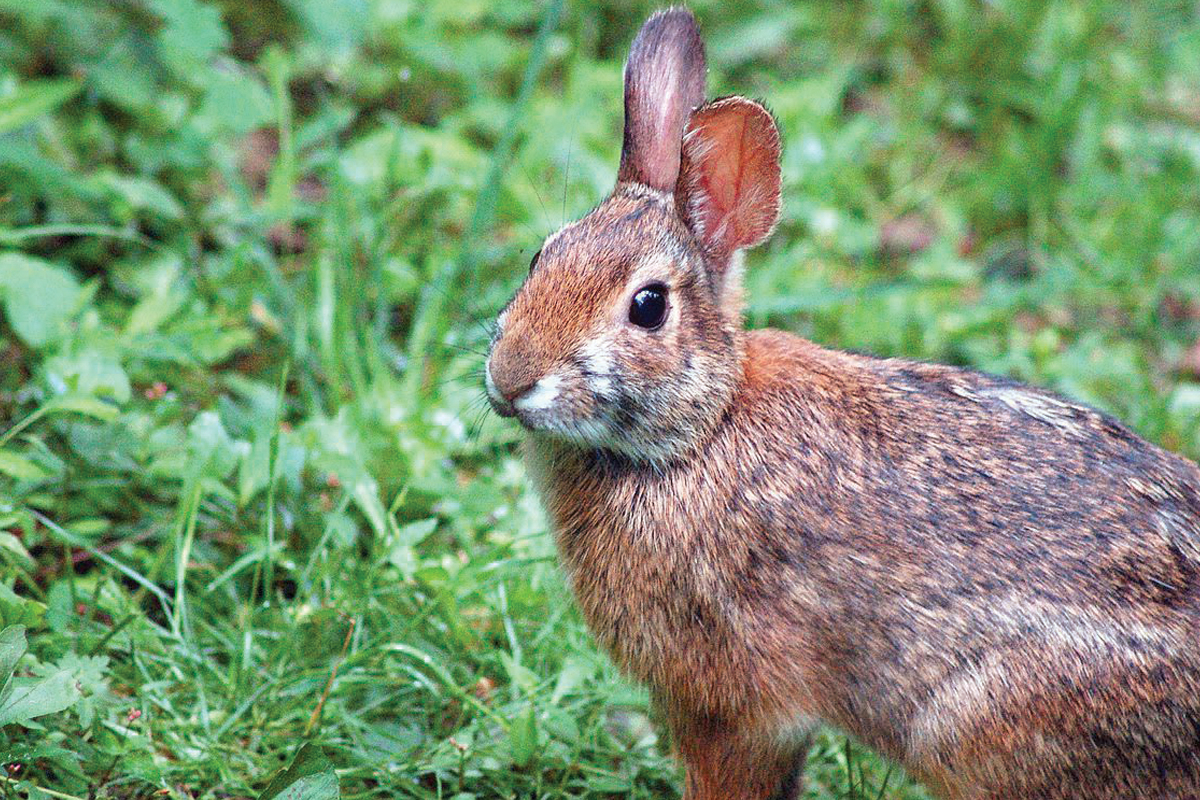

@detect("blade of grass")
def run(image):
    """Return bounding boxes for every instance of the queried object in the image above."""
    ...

[32,511,175,632]
[0,223,160,250]
[172,482,203,641]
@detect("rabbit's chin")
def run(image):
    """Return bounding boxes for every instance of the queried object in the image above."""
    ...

[517,408,618,450]
[523,411,690,465]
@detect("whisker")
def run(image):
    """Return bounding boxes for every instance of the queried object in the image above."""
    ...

[562,126,575,226]
[502,212,547,249]
[518,154,553,233]
[416,271,505,344]
[466,395,494,443]
[421,370,487,397]
[437,341,490,358]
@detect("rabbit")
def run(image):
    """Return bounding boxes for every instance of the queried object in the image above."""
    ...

[484,7,1200,799]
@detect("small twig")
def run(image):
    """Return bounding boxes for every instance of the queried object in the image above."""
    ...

[304,614,356,736]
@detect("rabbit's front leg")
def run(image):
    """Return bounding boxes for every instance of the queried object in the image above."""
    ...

[766,733,812,800]
[675,715,811,800]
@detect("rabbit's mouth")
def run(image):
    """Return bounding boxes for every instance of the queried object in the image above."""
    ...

[484,369,518,419]
[484,362,568,428]
[485,360,619,446]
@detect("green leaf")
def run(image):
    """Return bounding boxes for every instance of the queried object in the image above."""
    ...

[0,78,81,135]
[258,742,340,800]
[125,284,188,337]
[0,584,44,630]
[386,517,437,578]
[48,394,120,421]
[0,451,48,481]
[550,654,596,704]
[195,65,272,135]
[98,173,185,221]
[498,651,539,695]
[0,741,79,775]
[148,0,230,80]
[0,252,81,348]
[508,703,538,769]
[0,671,81,727]
[43,351,131,404]
[282,0,369,52]
[186,411,249,482]
[0,626,27,686]
[0,534,34,570]
[396,517,438,547]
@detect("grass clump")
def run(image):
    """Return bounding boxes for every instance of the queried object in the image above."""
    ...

[0,1,1198,797]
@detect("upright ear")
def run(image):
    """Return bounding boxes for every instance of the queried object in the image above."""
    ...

[617,8,707,192]
[676,97,782,262]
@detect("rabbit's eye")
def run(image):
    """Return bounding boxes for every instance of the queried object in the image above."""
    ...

[629,284,667,329]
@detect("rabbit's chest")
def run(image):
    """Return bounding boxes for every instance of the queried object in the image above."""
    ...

[527,441,763,708]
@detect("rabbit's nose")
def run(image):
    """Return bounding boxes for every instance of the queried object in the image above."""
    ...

[488,365,535,407]
[486,343,541,410]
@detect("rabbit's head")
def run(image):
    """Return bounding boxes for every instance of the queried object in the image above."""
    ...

[486,8,781,462]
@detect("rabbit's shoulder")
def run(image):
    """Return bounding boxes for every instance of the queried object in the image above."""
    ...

[734,329,1200,601]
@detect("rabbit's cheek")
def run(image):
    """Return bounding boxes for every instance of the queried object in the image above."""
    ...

[507,370,610,443]
[577,339,620,402]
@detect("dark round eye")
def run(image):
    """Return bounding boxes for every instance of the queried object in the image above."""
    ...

[629,284,668,329]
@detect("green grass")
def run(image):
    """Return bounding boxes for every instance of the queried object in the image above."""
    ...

[1,0,1199,797]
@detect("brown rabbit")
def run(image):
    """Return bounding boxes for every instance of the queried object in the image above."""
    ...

[484,8,1200,799]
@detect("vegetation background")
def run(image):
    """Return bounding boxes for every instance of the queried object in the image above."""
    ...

[0,0,1198,797]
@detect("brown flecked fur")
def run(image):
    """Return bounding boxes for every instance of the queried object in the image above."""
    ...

[485,8,1200,799]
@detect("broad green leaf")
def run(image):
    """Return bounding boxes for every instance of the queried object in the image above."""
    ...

[0,671,80,727]
[0,451,48,481]
[395,517,438,547]
[508,703,538,769]
[47,394,120,421]
[0,534,34,570]
[550,654,596,704]
[0,741,79,775]
[195,65,272,135]
[0,585,44,630]
[43,351,131,404]
[0,78,81,135]
[542,706,580,745]
[386,517,436,578]
[283,0,369,52]
[125,284,188,336]
[0,626,27,685]
[351,477,389,539]
[98,173,185,221]
[148,0,230,79]
[186,411,249,482]
[0,252,81,348]
[258,742,340,800]
[499,652,539,696]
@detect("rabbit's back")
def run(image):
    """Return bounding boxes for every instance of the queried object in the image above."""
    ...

[735,329,1200,625]
[534,328,1200,797]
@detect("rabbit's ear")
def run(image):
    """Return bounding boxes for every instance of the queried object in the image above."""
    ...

[676,97,782,264]
[617,9,707,192]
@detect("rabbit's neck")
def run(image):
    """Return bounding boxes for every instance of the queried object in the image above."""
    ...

[522,405,828,724]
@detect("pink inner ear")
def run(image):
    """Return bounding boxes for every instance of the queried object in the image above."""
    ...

[679,98,782,257]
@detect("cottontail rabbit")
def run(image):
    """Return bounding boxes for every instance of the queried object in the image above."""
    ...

[485,8,1200,799]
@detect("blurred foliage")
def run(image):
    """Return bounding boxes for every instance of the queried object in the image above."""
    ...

[0,0,1198,797]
